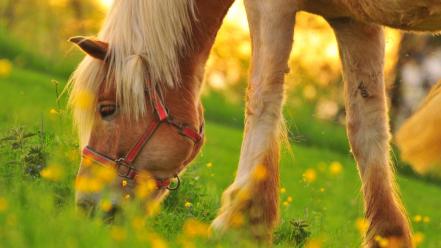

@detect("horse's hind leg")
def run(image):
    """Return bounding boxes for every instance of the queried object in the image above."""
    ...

[211,0,297,242]
[328,18,412,247]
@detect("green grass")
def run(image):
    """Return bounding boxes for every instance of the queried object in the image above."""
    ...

[0,64,440,247]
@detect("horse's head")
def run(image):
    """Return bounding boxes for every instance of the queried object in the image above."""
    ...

[69,37,205,213]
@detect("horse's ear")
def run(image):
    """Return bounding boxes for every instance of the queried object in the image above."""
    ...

[69,36,109,61]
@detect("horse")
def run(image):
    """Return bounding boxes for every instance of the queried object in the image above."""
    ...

[68,0,441,247]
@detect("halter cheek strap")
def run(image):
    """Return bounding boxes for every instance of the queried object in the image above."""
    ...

[82,85,204,190]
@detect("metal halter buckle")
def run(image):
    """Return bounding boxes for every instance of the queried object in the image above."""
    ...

[115,158,135,179]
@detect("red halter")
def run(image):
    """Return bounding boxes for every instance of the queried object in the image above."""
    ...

[82,84,204,190]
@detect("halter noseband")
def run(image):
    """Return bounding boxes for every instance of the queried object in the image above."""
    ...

[82,83,204,191]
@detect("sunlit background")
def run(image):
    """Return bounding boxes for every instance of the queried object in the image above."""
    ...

[1,0,441,165]
[1,0,441,247]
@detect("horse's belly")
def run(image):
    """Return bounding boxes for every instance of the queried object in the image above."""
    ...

[298,0,352,19]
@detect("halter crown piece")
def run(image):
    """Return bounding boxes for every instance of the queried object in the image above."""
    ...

[82,80,204,190]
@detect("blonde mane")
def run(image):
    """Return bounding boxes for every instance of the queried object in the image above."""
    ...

[68,0,196,145]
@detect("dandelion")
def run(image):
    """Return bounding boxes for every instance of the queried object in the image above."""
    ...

[287,196,293,203]
[145,201,160,216]
[236,187,251,202]
[110,226,126,241]
[0,197,8,212]
[0,59,12,77]
[329,161,343,175]
[75,177,104,193]
[423,216,430,223]
[100,199,113,212]
[132,217,145,230]
[49,108,59,115]
[206,162,213,168]
[230,212,245,228]
[72,90,95,110]
[148,234,168,248]
[283,201,289,207]
[40,164,64,181]
[252,164,267,181]
[355,218,369,236]
[183,218,211,238]
[95,166,116,183]
[82,156,94,167]
[280,187,286,193]
[305,238,322,248]
[184,201,193,208]
[135,178,156,199]
[413,215,422,223]
[319,187,325,192]
[374,235,389,248]
[303,168,317,183]
[412,232,424,247]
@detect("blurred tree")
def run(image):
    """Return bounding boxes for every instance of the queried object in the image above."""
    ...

[1,0,21,29]
[391,34,441,129]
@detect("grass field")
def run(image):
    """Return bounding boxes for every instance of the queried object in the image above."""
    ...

[0,63,440,247]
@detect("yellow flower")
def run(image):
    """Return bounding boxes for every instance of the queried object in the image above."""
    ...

[305,238,322,248]
[183,218,211,238]
[100,199,113,212]
[184,201,193,208]
[375,235,389,248]
[287,196,293,203]
[135,177,156,199]
[40,164,64,181]
[132,217,145,230]
[49,108,59,115]
[72,90,95,110]
[303,168,317,183]
[206,162,213,168]
[283,201,289,207]
[0,59,12,77]
[82,156,94,167]
[252,164,267,181]
[145,201,160,217]
[413,215,422,223]
[0,197,8,212]
[319,188,325,192]
[412,232,424,247]
[95,166,116,183]
[75,177,104,193]
[280,187,286,193]
[148,234,168,248]
[230,212,245,228]
[110,226,126,241]
[121,180,128,187]
[355,218,369,236]
[329,161,343,175]
[423,216,430,223]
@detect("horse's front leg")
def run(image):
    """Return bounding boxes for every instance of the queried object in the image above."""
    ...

[328,18,412,247]
[211,0,297,242]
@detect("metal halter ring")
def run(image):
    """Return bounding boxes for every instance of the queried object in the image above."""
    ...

[167,175,181,191]
[115,158,135,179]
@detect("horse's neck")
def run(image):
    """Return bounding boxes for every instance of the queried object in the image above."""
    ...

[166,0,234,124]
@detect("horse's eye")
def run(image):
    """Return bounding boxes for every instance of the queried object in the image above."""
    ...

[99,104,116,118]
